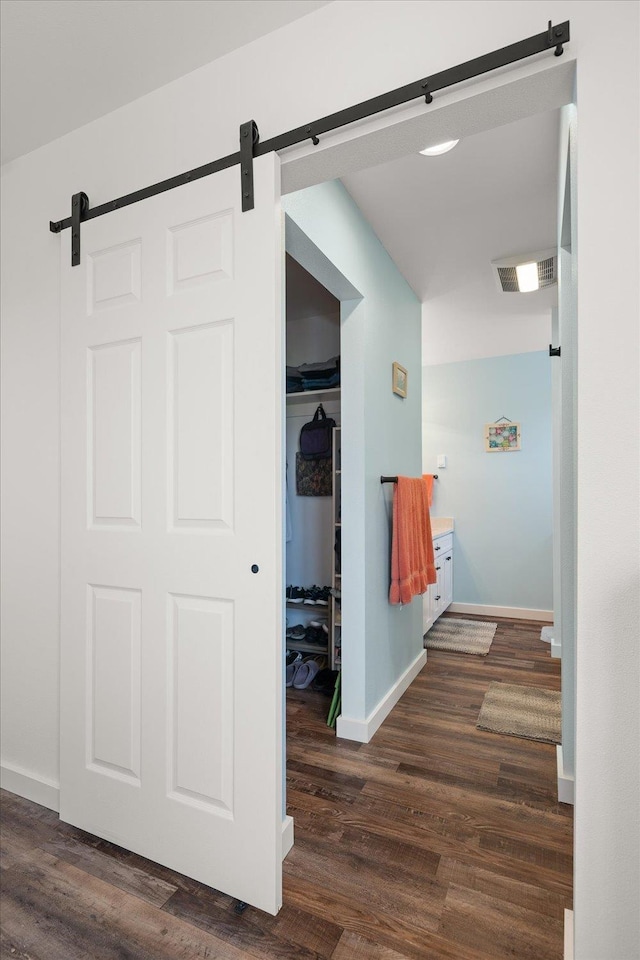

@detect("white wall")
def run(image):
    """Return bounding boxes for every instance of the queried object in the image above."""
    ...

[1,3,638,957]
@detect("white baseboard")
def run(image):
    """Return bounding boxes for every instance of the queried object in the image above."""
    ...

[551,638,562,659]
[564,909,574,960]
[557,745,574,805]
[448,603,553,622]
[2,760,298,862]
[1,760,60,812]
[336,649,426,744]
[282,815,294,859]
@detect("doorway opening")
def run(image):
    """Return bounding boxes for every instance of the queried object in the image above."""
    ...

[280,96,574,958]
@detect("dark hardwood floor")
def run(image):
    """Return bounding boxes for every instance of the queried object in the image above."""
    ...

[1,614,572,959]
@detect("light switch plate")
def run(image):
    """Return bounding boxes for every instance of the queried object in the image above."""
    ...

[437,454,447,469]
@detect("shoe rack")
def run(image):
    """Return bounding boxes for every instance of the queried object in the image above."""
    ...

[331,426,341,670]
[285,595,330,655]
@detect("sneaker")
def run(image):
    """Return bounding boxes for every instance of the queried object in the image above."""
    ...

[315,586,330,606]
[288,624,306,641]
[305,625,326,645]
[287,585,306,603]
[303,585,320,605]
[285,650,303,666]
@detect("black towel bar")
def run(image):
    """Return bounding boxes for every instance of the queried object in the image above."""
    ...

[380,475,438,484]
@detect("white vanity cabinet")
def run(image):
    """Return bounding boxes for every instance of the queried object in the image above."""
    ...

[423,532,453,634]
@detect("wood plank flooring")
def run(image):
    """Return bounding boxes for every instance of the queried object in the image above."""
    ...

[1,614,572,959]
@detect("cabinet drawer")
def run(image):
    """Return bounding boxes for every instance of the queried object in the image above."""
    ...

[433,533,453,554]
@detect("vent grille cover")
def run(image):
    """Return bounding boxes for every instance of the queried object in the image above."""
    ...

[492,251,557,293]
[497,266,519,292]
[537,256,556,288]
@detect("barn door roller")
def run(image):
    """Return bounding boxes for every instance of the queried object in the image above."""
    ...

[239,120,260,212]
[50,20,570,264]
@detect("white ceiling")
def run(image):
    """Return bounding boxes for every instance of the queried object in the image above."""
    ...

[2,2,559,365]
[0,0,331,164]
[341,110,559,364]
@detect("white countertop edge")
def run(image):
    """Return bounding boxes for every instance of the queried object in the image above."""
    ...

[431,517,454,537]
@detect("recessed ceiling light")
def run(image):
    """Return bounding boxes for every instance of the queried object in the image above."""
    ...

[419,139,460,156]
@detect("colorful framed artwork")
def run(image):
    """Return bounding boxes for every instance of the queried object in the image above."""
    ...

[392,362,407,398]
[485,421,521,452]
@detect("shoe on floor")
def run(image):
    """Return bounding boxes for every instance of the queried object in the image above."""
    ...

[311,668,339,695]
[293,655,326,690]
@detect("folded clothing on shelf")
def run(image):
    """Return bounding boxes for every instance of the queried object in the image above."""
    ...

[286,365,304,393]
[286,356,340,393]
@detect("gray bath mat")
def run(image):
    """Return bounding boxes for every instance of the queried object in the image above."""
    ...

[424,618,497,656]
[476,681,561,744]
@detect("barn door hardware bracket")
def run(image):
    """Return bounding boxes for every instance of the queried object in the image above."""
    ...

[548,20,568,56]
[421,82,433,104]
[49,20,571,246]
[70,192,89,266]
[239,120,259,212]
[549,344,562,357]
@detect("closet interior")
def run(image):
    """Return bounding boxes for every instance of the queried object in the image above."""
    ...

[285,255,342,722]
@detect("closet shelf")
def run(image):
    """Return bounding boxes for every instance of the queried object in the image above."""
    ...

[286,640,329,654]
[286,387,341,405]
[286,600,330,610]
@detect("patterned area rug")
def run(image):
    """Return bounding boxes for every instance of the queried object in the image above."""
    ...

[477,681,561,744]
[424,618,497,656]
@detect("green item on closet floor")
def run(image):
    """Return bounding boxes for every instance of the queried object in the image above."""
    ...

[327,670,341,728]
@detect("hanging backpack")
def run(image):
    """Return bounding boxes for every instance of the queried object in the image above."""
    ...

[299,404,336,460]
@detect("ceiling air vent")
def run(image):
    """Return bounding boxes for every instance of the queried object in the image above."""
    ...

[492,249,557,293]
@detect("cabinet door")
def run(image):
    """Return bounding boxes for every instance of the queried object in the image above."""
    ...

[431,559,443,621]
[423,586,434,634]
[441,551,453,610]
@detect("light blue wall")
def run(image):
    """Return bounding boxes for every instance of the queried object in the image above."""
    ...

[423,351,552,611]
[284,181,423,720]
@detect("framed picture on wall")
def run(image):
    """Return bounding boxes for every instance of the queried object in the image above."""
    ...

[485,421,521,451]
[392,362,407,398]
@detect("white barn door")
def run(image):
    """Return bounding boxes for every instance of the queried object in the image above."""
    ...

[59,155,283,914]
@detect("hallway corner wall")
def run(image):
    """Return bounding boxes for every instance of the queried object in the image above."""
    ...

[283,180,423,727]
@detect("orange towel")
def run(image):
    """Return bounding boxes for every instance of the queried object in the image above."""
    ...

[422,473,434,508]
[389,477,437,605]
